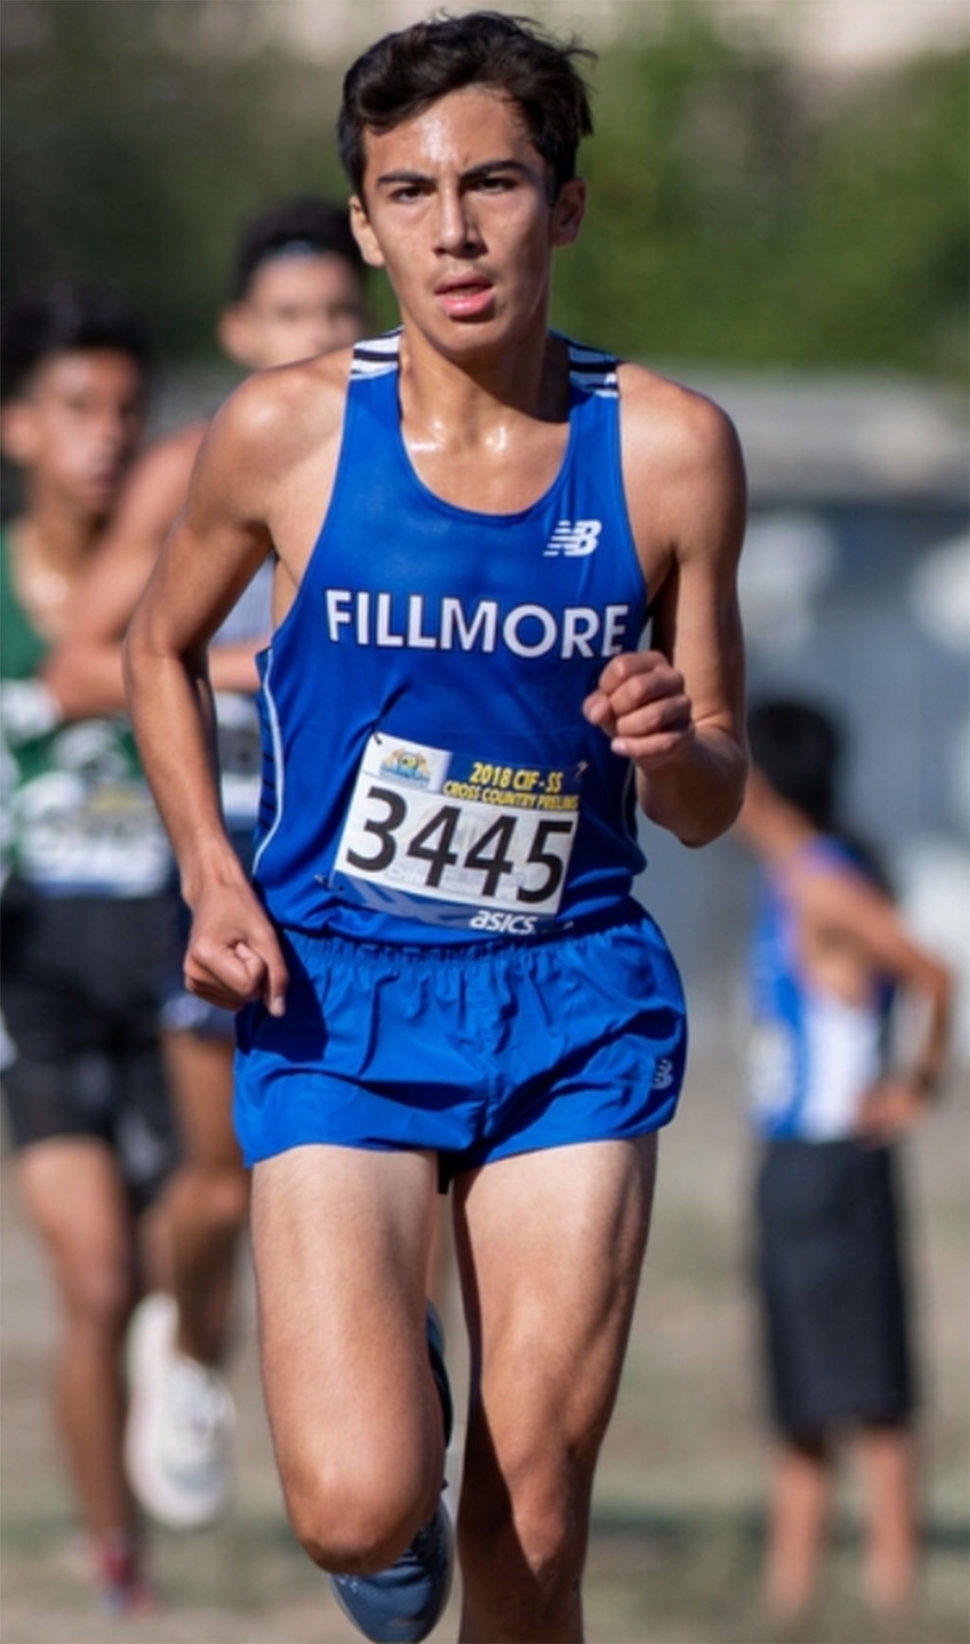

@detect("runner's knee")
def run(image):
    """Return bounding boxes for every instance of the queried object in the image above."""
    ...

[284,1456,438,1574]
[462,1430,589,1589]
[278,1401,444,1572]
[205,1165,249,1232]
[60,1253,135,1334]
[175,1161,249,1232]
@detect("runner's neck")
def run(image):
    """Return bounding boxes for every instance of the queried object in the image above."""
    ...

[396,324,569,444]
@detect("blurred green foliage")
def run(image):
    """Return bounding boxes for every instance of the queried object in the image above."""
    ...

[2,0,967,378]
[1,0,349,358]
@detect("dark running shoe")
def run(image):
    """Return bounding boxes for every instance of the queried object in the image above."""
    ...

[329,1303,454,1643]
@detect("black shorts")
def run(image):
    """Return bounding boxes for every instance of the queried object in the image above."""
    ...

[1,883,181,1214]
[755,1138,915,1440]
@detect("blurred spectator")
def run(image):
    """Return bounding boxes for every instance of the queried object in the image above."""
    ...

[44,199,367,1533]
[0,281,177,1611]
[735,698,953,1623]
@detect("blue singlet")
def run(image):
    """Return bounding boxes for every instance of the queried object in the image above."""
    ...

[252,332,649,944]
[235,333,688,1171]
[747,838,894,1141]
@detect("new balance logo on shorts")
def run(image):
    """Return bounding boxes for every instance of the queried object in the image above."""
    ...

[543,520,602,557]
[651,1058,676,1091]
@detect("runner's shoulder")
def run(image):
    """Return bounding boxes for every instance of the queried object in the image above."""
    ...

[614,360,746,564]
[616,359,742,482]
[203,347,354,477]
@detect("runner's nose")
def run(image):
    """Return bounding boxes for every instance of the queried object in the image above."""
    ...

[434,186,481,256]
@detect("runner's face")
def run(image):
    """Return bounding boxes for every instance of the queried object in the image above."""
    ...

[351,87,585,357]
[219,253,365,370]
[0,349,144,516]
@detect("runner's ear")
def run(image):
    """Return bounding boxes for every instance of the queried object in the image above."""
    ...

[216,303,256,370]
[350,198,385,270]
[0,400,40,468]
[550,178,586,249]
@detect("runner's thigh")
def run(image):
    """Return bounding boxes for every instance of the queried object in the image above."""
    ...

[455,1136,658,1459]
[17,1138,136,1318]
[251,1144,441,1492]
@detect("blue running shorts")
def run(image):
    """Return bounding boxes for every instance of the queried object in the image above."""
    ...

[234,901,687,1182]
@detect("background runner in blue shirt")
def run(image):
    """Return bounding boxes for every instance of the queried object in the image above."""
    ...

[737,699,952,1627]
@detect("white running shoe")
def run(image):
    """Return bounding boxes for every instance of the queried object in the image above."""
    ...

[125,1293,235,1530]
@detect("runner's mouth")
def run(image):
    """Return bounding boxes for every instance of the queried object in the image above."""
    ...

[434,277,495,318]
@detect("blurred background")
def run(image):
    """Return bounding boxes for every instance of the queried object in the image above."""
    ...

[2,2,968,1640]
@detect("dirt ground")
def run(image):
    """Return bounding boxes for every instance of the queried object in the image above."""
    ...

[2,1047,968,1644]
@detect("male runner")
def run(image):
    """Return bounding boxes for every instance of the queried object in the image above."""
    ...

[124,15,748,1641]
[737,701,951,1624]
[44,198,367,1529]
[0,283,176,1611]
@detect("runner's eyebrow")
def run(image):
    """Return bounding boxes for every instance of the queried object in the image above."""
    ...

[374,160,532,189]
[461,160,532,183]
[374,170,432,189]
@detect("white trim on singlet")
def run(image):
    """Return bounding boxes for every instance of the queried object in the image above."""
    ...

[251,646,285,876]
[349,331,402,379]
[566,340,618,398]
[349,331,619,395]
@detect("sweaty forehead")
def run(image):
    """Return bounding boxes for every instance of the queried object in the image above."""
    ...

[362,86,541,183]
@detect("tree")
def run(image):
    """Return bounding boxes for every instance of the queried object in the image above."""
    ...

[1,0,348,358]
[3,1,966,378]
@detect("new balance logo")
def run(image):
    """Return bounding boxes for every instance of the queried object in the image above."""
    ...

[651,1058,676,1092]
[543,519,602,557]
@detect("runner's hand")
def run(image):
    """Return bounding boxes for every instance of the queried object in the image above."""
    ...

[583,651,695,768]
[853,1078,929,1145]
[183,883,288,1017]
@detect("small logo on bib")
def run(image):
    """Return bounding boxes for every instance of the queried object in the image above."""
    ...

[543,520,602,558]
[379,747,432,786]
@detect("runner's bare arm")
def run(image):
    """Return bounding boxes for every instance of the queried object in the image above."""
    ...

[791,861,954,1125]
[45,422,260,716]
[584,370,747,847]
[125,357,348,1012]
[124,385,290,1011]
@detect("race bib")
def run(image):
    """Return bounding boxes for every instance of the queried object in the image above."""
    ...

[333,733,581,928]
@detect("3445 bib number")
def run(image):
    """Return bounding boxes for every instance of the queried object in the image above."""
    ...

[333,736,579,919]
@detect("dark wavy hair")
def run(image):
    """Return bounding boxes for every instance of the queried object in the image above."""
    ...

[747,700,843,832]
[338,11,594,201]
[748,698,893,891]
[229,197,364,300]
[1,281,150,403]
